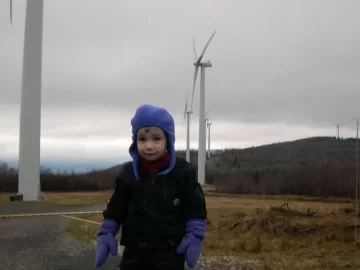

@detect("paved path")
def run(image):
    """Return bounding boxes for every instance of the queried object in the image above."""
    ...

[0,216,120,270]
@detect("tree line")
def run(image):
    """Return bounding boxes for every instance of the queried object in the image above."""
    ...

[0,162,358,198]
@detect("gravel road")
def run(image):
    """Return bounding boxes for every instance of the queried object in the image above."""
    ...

[0,216,120,270]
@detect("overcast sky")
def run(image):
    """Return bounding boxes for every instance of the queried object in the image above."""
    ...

[1,0,360,168]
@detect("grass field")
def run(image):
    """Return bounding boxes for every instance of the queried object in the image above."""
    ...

[0,191,112,205]
[1,191,359,269]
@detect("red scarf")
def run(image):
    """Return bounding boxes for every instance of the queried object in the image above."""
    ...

[140,153,169,175]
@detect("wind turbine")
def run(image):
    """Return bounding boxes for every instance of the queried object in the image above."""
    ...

[190,30,216,186]
[204,109,211,158]
[205,109,211,124]
[183,85,192,163]
[10,0,44,201]
[207,120,212,159]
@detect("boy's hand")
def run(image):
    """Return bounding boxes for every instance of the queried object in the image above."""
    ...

[95,219,120,268]
[176,219,206,268]
[95,234,118,267]
[176,233,202,268]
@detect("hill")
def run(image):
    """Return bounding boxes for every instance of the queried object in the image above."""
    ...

[93,136,358,198]
[205,136,358,198]
[207,136,357,171]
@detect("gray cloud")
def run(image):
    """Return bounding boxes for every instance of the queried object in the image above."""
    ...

[1,0,360,163]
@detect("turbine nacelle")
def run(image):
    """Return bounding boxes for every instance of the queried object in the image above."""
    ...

[201,61,212,68]
[193,60,212,68]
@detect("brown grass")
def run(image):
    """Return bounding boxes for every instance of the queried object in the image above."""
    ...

[0,184,215,204]
[0,189,354,205]
[0,191,111,204]
[203,196,360,269]
[44,191,112,205]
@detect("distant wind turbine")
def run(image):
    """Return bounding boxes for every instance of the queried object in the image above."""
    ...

[183,85,192,163]
[207,120,212,159]
[10,0,44,201]
[205,109,211,158]
[349,117,359,253]
[205,109,211,122]
[190,30,216,185]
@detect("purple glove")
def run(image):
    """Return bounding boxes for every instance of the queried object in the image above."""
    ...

[176,219,206,268]
[95,219,120,268]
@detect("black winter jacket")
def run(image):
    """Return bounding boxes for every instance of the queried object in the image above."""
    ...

[103,157,207,248]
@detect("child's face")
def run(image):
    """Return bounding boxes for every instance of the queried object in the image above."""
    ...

[136,126,167,161]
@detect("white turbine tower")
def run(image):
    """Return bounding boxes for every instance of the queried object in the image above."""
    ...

[184,85,192,163]
[190,30,216,185]
[10,0,44,201]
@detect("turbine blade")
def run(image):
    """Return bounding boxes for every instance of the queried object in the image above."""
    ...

[185,84,190,110]
[205,109,211,118]
[190,66,199,111]
[196,30,216,64]
[193,36,198,62]
[184,84,190,121]
[183,103,187,122]
[10,0,12,25]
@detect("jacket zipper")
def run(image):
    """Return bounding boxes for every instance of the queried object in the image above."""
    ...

[151,175,167,200]
[162,178,167,200]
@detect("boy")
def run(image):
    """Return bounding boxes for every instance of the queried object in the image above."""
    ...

[95,104,207,269]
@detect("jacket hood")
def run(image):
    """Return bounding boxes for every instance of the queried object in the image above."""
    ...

[129,104,176,180]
